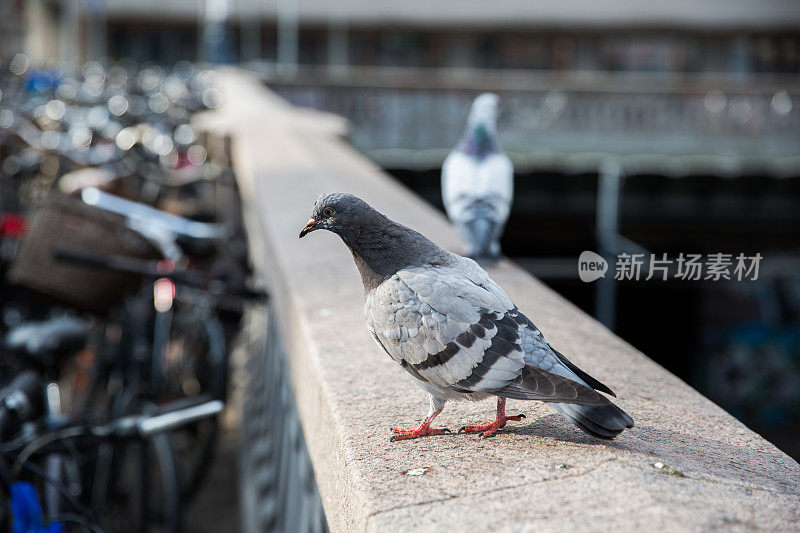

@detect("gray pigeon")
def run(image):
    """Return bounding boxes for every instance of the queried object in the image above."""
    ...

[442,93,513,261]
[300,193,633,441]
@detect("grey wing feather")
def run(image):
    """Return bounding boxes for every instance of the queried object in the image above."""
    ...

[495,366,610,405]
[366,261,524,391]
[550,348,616,397]
[509,307,616,397]
[369,329,429,383]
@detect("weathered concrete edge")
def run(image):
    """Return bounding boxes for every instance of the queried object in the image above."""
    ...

[197,69,372,531]
[230,134,368,532]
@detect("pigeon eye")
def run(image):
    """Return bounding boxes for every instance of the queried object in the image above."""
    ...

[323,207,335,217]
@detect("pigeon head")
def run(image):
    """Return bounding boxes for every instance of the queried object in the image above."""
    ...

[299,193,448,291]
[459,93,501,158]
[298,192,374,239]
[467,93,499,129]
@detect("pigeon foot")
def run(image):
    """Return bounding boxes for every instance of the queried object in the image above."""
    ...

[390,424,450,442]
[458,398,525,437]
[458,413,525,437]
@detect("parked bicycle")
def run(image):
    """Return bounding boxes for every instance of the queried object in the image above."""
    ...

[0,353,222,532]
[0,58,261,532]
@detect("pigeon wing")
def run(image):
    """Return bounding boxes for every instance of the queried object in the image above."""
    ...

[366,261,608,404]
[441,151,477,221]
[476,152,514,221]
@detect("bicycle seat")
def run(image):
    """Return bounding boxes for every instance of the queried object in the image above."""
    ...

[4,317,89,365]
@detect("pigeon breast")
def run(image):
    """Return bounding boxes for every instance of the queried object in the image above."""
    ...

[442,151,514,224]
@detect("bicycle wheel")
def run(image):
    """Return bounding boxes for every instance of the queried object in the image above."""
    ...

[157,301,226,502]
[102,434,181,533]
[159,303,227,402]
[125,282,227,502]
[93,400,182,532]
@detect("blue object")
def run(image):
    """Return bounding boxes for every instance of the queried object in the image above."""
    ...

[23,70,60,94]
[9,482,63,533]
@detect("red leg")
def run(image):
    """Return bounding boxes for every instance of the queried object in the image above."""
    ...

[458,398,525,437]
[390,401,450,442]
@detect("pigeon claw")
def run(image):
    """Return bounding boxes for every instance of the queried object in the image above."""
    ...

[389,426,450,442]
[458,414,526,438]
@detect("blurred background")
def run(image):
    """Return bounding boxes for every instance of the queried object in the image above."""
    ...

[0,0,799,530]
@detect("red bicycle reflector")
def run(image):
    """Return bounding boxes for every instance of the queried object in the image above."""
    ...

[156,259,175,274]
[0,213,26,238]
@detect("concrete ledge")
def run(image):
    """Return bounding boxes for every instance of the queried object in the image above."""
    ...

[202,69,800,532]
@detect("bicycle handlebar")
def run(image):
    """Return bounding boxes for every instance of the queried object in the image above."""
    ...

[1,397,224,456]
[136,399,223,436]
[54,247,269,301]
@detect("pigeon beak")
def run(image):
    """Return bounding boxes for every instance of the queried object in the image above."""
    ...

[299,218,317,238]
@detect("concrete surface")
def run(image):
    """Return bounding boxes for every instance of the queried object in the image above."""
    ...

[200,70,800,532]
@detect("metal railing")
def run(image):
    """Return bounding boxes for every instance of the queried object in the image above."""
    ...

[239,302,328,533]
[264,68,800,175]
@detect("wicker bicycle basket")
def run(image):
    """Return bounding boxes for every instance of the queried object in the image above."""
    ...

[7,193,160,312]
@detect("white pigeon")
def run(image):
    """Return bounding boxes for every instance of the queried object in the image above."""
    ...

[442,93,514,261]
[300,193,634,441]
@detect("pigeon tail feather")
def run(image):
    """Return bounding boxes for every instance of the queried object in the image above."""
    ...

[464,217,497,260]
[548,401,634,440]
